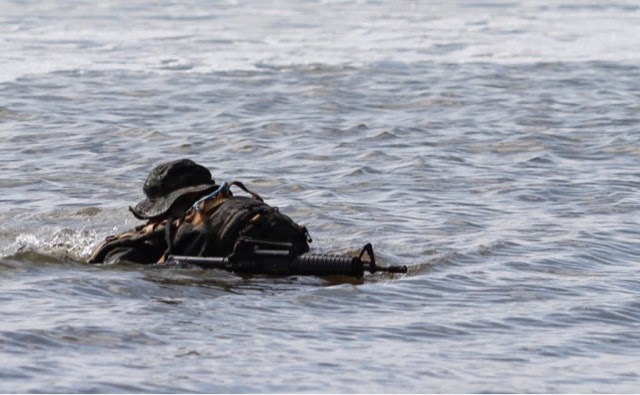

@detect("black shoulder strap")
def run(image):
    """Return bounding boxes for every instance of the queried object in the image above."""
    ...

[230,181,264,202]
[160,211,188,263]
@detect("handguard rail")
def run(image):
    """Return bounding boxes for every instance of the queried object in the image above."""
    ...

[166,238,407,277]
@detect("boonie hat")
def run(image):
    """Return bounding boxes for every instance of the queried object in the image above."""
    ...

[129,159,216,219]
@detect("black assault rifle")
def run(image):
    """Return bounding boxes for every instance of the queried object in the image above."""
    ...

[167,238,407,277]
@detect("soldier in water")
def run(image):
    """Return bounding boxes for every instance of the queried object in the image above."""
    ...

[88,159,311,265]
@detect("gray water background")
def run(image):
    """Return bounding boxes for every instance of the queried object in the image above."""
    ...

[1,0,639,392]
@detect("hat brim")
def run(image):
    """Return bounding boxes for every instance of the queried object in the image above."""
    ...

[130,183,216,220]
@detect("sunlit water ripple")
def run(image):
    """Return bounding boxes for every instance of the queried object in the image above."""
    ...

[1,0,639,393]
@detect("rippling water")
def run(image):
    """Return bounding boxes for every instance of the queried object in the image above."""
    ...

[1,0,640,392]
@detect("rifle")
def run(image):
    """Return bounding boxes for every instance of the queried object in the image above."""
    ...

[167,238,407,277]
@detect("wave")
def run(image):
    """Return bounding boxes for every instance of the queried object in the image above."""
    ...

[2,0,640,82]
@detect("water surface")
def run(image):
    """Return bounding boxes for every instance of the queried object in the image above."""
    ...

[1,0,639,392]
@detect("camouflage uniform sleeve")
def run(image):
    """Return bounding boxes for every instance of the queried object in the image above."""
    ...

[87,224,167,265]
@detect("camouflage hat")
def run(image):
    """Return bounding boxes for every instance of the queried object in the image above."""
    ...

[130,159,216,219]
